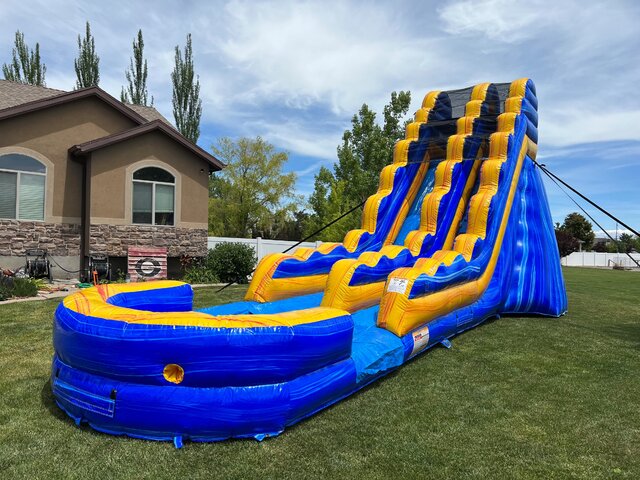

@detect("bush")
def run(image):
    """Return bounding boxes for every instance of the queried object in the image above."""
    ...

[207,242,257,284]
[0,285,10,301]
[0,276,40,299]
[183,266,218,284]
[181,242,257,285]
[11,278,39,297]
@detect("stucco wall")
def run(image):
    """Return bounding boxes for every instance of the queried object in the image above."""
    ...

[0,97,138,222]
[89,131,210,227]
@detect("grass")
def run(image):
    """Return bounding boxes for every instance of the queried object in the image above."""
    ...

[0,268,638,479]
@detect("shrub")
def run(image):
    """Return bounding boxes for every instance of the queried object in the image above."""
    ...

[181,242,257,285]
[11,278,39,297]
[206,242,257,284]
[0,275,15,301]
[183,266,218,284]
[0,285,10,301]
[208,242,257,284]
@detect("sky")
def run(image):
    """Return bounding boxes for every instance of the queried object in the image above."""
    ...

[1,0,639,237]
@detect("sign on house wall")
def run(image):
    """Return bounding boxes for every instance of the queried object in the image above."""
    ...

[128,246,167,281]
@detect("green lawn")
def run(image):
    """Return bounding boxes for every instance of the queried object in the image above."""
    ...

[0,268,638,479]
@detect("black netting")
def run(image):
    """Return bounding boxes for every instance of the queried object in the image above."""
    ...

[444,87,475,118]
[435,82,513,118]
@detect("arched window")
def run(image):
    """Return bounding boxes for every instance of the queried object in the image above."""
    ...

[132,167,175,225]
[0,153,46,221]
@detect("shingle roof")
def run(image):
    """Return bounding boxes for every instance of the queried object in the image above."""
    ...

[0,79,172,126]
[126,103,173,125]
[0,79,65,109]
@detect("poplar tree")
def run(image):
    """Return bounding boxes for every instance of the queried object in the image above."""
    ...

[2,31,46,86]
[74,22,100,88]
[171,34,202,143]
[121,29,152,105]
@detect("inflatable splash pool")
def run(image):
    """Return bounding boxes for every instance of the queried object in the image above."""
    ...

[51,78,567,445]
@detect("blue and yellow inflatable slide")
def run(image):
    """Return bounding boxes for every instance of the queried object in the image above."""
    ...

[51,78,567,444]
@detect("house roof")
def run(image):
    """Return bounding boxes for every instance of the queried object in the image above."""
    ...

[0,79,171,125]
[0,80,222,170]
[70,119,225,170]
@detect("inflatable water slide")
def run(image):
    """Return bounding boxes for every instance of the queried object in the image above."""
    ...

[51,78,567,444]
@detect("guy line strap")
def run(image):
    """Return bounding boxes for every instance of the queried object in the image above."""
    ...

[532,159,640,269]
[533,159,640,238]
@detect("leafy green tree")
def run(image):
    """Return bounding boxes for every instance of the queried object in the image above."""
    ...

[121,29,152,105]
[74,22,99,88]
[559,212,595,251]
[305,91,412,239]
[2,31,46,85]
[304,167,353,241]
[171,34,201,143]
[208,137,299,238]
[554,228,579,257]
[617,233,636,253]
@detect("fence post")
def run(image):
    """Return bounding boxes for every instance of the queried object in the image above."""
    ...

[256,237,263,261]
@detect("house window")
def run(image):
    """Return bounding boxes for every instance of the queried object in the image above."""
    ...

[132,167,175,226]
[0,153,46,221]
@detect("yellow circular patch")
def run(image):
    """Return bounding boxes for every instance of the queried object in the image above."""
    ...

[163,364,184,384]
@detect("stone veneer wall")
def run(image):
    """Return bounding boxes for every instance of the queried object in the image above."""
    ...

[0,220,81,256]
[89,224,208,257]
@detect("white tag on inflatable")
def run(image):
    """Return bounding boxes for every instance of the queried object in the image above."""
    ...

[410,325,430,358]
[387,278,409,294]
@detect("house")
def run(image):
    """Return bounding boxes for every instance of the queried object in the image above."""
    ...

[0,79,223,279]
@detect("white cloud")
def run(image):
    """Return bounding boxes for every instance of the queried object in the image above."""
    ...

[438,0,543,42]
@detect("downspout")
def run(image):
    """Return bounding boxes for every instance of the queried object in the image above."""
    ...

[79,152,92,280]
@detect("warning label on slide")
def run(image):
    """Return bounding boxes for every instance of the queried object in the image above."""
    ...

[387,278,409,295]
[410,325,430,358]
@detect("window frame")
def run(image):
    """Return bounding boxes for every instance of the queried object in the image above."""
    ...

[131,167,176,227]
[0,161,47,222]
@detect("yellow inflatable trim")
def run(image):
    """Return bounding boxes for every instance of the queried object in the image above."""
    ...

[64,281,349,328]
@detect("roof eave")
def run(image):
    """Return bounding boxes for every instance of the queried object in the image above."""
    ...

[70,120,225,171]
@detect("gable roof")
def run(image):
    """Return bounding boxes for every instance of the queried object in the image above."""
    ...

[70,119,224,170]
[0,80,171,125]
[0,80,222,170]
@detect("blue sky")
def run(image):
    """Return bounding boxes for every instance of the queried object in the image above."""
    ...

[1,0,639,237]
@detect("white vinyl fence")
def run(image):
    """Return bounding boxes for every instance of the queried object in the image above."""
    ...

[208,236,323,262]
[561,251,640,268]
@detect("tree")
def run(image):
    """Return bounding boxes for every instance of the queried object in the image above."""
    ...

[74,22,100,89]
[208,137,299,238]
[592,240,608,252]
[121,30,152,105]
[2,31,46,86]
[555,229,579,257]
[617,233,636,253]
[304,167,353,241]
[171,34,201,143]
[559,212,595,251]
[305,91,412,239]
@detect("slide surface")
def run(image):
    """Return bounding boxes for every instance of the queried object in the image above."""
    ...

[51,78,567,444]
